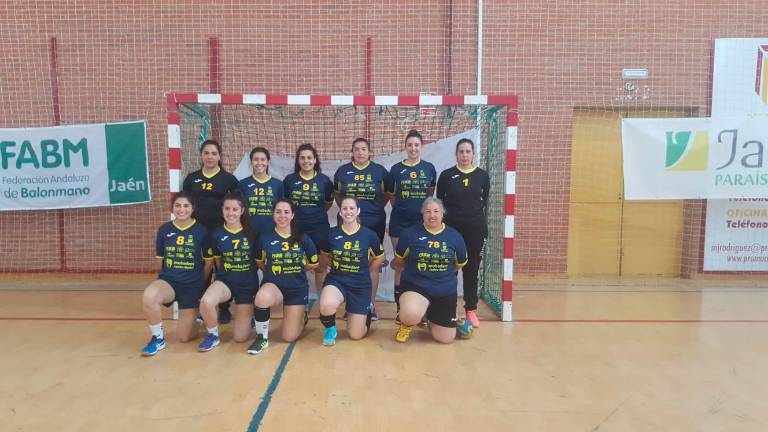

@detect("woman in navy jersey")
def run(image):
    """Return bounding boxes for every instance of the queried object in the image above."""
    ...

[197,192,259,352]
[247,199,320,355]
[437,138,490,328]
[182,139,239,324]
[318,196,385,346]
[283,143,334,295]
[140,191,214,356]
[333,138,388,319]
[238,147,283,237]
[393,197,472,344]
[385,130,436,314]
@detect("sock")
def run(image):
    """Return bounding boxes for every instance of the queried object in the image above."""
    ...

[319,313,336,329]
[254,306,271,338]
[207,326,219,337]
[149,323,163,339]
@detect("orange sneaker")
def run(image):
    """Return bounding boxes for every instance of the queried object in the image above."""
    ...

[466,310,480,328]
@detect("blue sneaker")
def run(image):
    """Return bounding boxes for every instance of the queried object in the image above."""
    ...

[198,333,220,352]
[322,326,337,346]
[141,335,166,356]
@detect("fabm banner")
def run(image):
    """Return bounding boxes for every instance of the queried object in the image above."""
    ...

[0,121,151,210]
[621,115,768,199]
[704,198,768,271]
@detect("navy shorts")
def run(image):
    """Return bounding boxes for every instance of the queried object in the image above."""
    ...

[400,282,457,328]
[388,210,420,238]
[323,276,372,315]
[304,225,330,253]
[362,215,386,243]
[214,275,258,305]
[159,275,204,310]
[263,280,309,306]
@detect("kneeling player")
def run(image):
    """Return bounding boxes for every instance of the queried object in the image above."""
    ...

[140,192,213,356]
[198,192,259,352]
[318,196,385,346]
[247,199,319,354]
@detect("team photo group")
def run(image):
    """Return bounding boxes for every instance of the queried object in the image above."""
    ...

[140,129,490,356]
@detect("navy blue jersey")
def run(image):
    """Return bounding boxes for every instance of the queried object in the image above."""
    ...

[238,175,284,235]
[210,225,259,288]
[395,223,468,297]
[283,172,334,229]
[334,161,388,223]
[182,168,239,229]
[385,160,437,221]
[155,220,213,287]
[327,224,385,286]
[255,230,319,289]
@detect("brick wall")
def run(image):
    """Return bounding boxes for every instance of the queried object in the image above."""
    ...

[0,0,765,276]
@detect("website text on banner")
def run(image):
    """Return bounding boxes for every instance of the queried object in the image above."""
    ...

[0,121,151,211]
[621,115,768,200]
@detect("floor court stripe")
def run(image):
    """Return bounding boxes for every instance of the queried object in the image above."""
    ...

[247,299,314,432]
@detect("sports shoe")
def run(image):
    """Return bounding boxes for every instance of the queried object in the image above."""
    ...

[322,326,338,346]
[466,310,480,328]
[395,325,413,343]
[456,318,473,339]
[247,334,269,355]
[218,304,232,324]
[141,335,166,356]
[198,333,220,352]
[370,304,379,321]
[420,315,429,327]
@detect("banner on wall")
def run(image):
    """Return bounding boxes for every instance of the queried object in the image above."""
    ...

[712,38,768,117]
[621,115,768,199]
[704,199,768,270]
[706,38,768,271]
[0,121,151,211]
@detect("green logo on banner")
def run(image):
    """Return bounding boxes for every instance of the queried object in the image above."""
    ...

[665,130,708,171]
[105,122,150,204]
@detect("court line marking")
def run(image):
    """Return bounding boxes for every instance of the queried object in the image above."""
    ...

[246,299,314,432]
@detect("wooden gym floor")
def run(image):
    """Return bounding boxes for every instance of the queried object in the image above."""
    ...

[0,276,767,431]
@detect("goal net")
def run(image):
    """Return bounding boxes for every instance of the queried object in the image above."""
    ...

[169,94,516,318]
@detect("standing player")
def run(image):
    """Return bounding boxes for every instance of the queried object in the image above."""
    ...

[182,139,239,323]
[238,147,283,237]
[385,129,437,316]
[333,138,388,319]
[283,143,334,294]
[198,192,259,352]
[140,191,213,356]
[393,197,472,344]
[437,138,490,328]
[247,199,319,354]
[318,196,385,346]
